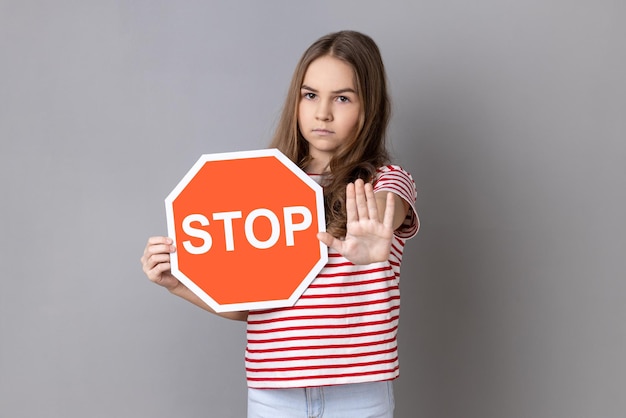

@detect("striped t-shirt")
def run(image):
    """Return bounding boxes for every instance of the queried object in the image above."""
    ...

[245,165,419,389]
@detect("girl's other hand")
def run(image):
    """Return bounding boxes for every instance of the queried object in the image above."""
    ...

[317,179,395,265]
[140,236,180,291]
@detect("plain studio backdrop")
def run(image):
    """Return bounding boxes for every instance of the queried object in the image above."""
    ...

[1,1,624,417]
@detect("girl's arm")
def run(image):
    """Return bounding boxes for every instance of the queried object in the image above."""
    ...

[317,179,409,265]
[141,236,248,321]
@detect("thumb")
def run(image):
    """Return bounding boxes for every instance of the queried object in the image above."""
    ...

[317,232,342,252]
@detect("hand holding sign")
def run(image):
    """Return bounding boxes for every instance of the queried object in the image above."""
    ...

[140,236,178,290]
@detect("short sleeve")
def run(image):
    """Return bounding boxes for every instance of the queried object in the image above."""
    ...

[373,165,420,239]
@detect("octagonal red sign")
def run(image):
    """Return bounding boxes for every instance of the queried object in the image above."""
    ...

[165,149,327,312]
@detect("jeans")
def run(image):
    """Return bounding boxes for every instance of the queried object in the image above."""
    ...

[247,381,395,418]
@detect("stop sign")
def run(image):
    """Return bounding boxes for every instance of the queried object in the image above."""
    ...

[165,149,327,312]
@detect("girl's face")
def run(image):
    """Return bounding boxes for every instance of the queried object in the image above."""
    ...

[298,55,361,172]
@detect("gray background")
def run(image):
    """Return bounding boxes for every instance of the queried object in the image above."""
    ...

[1,1,624,417]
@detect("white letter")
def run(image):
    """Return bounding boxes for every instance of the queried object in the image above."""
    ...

[245,208,280,249]
[212,211,243,251]
[283,206,312,246]
[182,214,212,255]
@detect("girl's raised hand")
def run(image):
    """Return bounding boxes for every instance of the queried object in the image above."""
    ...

[140,236,180,291]
[317,179,395,265]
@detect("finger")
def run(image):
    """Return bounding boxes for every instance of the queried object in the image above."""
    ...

[143,243,176,261]
[364,182,379,221]
[317,232,343,253]
[142,245,166,267]
[345,182,357,222]
[382,192,396,229]
[148,262,172,282]
[354,179,369,220]
[142,237,174,262]
[142,253,171,275]
[151,243,176,254]
[147,236,173,245]
[148,253,172,266]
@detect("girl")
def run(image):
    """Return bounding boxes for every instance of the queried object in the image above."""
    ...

[141,30,419,417]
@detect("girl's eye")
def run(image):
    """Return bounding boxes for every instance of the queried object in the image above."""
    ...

[303,92,316,100]
[337,96,350,103]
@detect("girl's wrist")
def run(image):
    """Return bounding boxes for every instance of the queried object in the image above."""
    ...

[167,280,185,296]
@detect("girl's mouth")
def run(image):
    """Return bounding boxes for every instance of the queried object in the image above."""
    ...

[313,128,334,135]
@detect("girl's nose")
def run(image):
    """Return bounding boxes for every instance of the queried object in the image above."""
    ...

[315,101,333,122]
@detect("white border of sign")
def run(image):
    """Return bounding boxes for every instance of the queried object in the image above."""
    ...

[165,148,328,312]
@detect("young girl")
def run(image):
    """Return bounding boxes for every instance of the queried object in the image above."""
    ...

[141,30,419,417]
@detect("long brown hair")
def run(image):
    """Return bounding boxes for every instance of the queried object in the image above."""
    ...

[270,30,391,237]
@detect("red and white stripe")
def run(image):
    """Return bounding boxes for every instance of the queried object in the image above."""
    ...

[245,165,419,388]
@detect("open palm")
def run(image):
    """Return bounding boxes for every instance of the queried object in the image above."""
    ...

[317,179,395,265]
